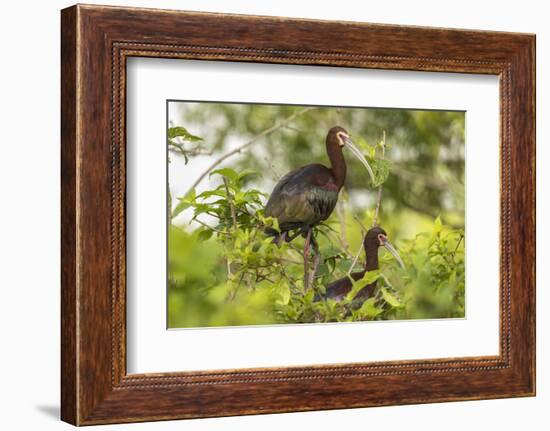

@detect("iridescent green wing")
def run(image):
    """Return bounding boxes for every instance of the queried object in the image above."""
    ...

[265,164,338,227]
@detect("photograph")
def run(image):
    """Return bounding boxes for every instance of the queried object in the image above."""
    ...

[167,101,466,328]
[45,1,536,427]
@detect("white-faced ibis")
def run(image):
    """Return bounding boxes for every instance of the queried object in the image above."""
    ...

[317,226,404,303]
[264,126,375,284]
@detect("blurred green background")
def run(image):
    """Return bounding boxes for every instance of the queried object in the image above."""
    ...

[167,102,465,328]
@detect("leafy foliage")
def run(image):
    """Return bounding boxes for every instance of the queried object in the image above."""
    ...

[167,120,465,328]
[168,126,203,142]
[384,220,465,319]
[177,104,465,227]
[168,125,206,164]
[352,134,391,187]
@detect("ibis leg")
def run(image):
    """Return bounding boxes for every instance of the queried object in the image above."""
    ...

[273,231,287,246]
[308,233,321,289]
[303,227,312,291]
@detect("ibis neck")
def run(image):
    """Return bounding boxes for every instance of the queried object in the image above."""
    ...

[327,141,346,189]
[349,245,379,301]
[364,244,380,271]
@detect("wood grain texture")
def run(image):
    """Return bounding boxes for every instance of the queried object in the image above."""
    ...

[60,5,78,425]
[60,4,536,425]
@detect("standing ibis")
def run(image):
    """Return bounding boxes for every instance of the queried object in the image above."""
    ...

[318,226,404,303]
[264,126,376,285]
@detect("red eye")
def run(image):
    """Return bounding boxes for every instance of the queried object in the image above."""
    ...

[378,234,386,245]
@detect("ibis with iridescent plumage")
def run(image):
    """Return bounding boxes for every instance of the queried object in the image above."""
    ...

[318,226,404,304]
[264,126,376,265]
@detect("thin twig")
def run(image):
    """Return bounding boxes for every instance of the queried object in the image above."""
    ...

[226,256,232,279]
[168,139,213,158]
[222,177,238,228]
[306,235,321,290]
[184,107,316,196]
[308,249,321,289]
[193,218,229,235]
[318,229,353,259]
[336,189,350,253]
[287,242,304,254]
[279,258,303,266]
[347,232,367,276]
[227,272,245,302]
[262,156,283,181]
[168,142,213,157]
[352,215,368,234]
[451,234,464,262]
[373,131,386,227]
[303,229,313,292]
[283,125,305,133]
[318,222,340,234]
[373,189,383,226]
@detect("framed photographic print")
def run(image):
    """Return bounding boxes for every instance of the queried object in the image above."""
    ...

[61,4,535,425]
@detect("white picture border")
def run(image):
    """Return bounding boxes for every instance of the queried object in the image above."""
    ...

[126,58,500,373]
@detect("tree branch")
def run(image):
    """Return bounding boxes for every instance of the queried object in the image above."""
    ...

[336,189,350,254]
[307,251,321,291]
[168,139,213,161]
[184,107,317,196]
[352,215,368,234]
[347,232,367,276]
[193,218,229,235]
[373,131,386,227]
[222,177,238,229]
[451,233,464,262]
[306,235,321,290]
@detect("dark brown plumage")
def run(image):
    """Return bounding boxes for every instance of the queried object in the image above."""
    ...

[264,126,348,238]
[264,126,374,243]
[263,126,376,288]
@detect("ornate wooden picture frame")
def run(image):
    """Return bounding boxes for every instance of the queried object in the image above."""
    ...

[61,4,535,425]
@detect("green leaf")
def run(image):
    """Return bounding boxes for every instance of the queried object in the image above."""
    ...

[276,283,291,305]
[380,287,402,308]
[196,189,227,199]
[210,168,239,183]
[237,169,258,184]
[321,245,344,259]
[346,270,381,301]
[316,263,330,277]
[172,189,196,218]
[279,283,291,305]
[168,126,203,142]
[351,134,375,158]
[167,140,191,163]
[303,289,315,304]
[359,269,381,285]
[262,215,279,232]
[433,216,443,234]
[368,158,391,187]
[197,229,213,241]
[358,297,383,319]
[337,258,353,273]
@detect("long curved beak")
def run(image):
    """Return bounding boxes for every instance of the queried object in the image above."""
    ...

[344,137,376,184]
[381,238,405,269]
